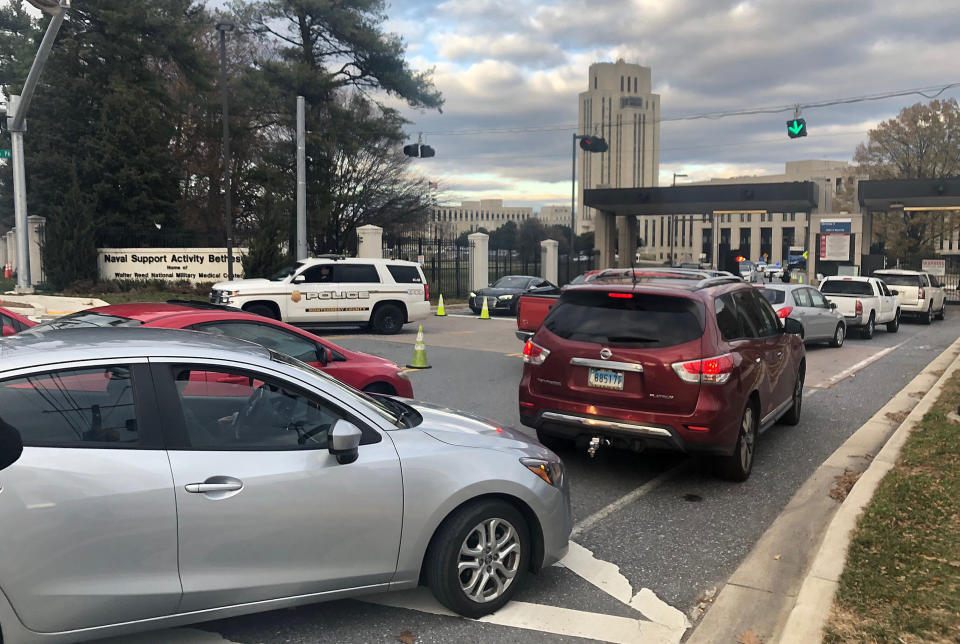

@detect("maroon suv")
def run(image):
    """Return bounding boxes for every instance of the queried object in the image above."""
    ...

[518,275,806,480]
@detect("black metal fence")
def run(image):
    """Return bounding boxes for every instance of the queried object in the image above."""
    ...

[877,255,960,303]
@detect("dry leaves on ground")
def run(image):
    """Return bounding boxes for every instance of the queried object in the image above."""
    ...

[397,629,416,644]
[830,469,863,502]
[737,629,763,644]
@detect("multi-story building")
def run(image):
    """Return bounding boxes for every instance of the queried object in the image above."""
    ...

[638,161,862,265]
[577,60,661,235]
[537,205,572,228]
[430,200,533,236]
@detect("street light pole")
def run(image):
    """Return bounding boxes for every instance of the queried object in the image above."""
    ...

[570,132,577,283]
[216,20,235,280]
[7,0,69,293]
[670,172,687,266]
[296,96,307,260]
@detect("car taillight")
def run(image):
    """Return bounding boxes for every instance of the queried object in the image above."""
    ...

[523,340,550,366]
[776,306,793,319]
[855,300,863,316]
[671,354,734,385]
[425,283,430,301]
[918,287,924,300]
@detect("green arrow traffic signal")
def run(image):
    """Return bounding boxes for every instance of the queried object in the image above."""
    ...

[787,118,807,139]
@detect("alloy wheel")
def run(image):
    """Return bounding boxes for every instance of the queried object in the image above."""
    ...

[458,518,522,603]
[739,406,756,472]
[835,325,844,346]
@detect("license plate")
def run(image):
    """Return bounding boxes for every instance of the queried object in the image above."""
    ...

[588,368,624,391]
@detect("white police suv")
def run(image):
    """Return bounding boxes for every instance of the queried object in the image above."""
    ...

[210,256,430,334]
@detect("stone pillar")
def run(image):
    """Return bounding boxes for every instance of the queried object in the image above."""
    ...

[750,225,760,262]
[6,231,16,274]
[540,239,558,284]
[0,237,6,274]
[692,220,704,265]
[468,232,489,292]
[356,224,383,259]
[27,215,44,285]
[594,211,616,269]
[617,215,638,268]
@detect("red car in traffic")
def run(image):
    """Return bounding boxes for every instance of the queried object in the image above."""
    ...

[518,274,805,481]
[0,306,35,336]
[32,302,413,397]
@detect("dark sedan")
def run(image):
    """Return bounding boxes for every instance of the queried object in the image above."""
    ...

[470,275,559,315]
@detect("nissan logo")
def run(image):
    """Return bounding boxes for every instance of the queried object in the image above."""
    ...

[600,348,612,360]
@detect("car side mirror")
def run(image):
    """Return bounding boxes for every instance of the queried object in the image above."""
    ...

[293,274,306,284]
[829,302,837,310]
[2,325,15,337]
[0,417,23,472]
[329,420,362,465]
[890,289,899,296]
[783,318,804,336]
[317,346,331,366]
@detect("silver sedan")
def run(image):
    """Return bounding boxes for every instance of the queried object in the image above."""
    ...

[758,284,847,347]
[0,328,571,644]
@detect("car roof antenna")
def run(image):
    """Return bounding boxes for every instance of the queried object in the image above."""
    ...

[628,244,638,287]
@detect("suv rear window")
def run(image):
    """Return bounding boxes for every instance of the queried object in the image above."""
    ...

[543,291,705,348]
[387,265,423,283]
[759,288,785,304]
[820,280,873,296]
[874,273,922,287]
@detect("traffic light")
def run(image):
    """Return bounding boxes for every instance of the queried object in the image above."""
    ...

[403,143,437,158]
[786,118,807,139]
[579,136,608,153]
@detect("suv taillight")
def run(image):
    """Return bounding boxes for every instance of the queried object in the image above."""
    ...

[425,283,430,301]
[855,300,863,316]
[523,340,550,366]
[918,287,925,300]
[672,354,735,385]
[776,306,793,319]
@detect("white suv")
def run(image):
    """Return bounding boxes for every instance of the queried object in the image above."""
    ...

[210,257,430,334]
[873,269,947,324]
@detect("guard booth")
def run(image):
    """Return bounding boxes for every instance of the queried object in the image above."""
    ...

[583,181,822,280]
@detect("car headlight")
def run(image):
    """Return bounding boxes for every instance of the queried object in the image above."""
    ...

[520,457,564,488]
[396,369,411,381]
[469,291,477,298]
[498,294,514,301]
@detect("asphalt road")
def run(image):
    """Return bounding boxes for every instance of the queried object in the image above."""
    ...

[93,309,960,644]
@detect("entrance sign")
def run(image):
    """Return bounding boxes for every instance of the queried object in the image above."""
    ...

[819,234,850,261]
[98,247,248,284]
[820,219,852,234]
[921,258,946,276]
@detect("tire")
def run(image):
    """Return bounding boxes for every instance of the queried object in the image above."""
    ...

[371,303,404,335]
[715,401,757,482]
[425,500,530,618]
[936,303,946,321]
[780,367,804,426]
[244,303,278,320]
[536,428,575,452]
[362,382,398,396]
[860,313,875,339]
[922,302,933,325]
[886,310,900,333]
[830,323,845,348]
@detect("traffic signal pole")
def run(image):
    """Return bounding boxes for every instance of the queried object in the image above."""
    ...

[7,3,67,293]
[296,96,307,260]
[570,133,577,283]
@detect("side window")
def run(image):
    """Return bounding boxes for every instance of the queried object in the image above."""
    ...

[0,365,140,446]
[752,291,781,336]
[301,264,333,283]
[715,294,743,341]
[733,290,778,337]
[193,322,320,363]
[929,275,940,288]
[386,265,423,283]
[808,289,828,308]
[172,367,350,450]
[792,288,813,307]
[878,281,892,297]
[332,264,380,283]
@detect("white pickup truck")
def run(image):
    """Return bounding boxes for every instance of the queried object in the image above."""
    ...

[818,276,900,339]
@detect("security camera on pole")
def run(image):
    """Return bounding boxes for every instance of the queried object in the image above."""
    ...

[5,0,70,293]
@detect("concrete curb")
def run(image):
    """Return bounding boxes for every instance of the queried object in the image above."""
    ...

[779,335,960,643]
[687,336,960,644]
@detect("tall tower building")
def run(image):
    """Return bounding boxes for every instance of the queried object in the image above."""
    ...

[577,60,660,244]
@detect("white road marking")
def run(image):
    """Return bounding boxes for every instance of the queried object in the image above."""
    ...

[571,461,690,539]
[811,339,910,388]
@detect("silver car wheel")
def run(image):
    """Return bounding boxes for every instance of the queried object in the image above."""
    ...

[740,406,755,472]
[835,325,844,346]
[458,518,521,603]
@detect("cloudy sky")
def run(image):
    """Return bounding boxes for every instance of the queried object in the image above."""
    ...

[382,0,960,208]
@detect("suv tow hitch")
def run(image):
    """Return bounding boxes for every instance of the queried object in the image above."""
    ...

[587,436,611,458]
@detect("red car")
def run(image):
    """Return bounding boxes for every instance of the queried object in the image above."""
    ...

[31,302,413,397]
[518,274,805,481]
[0,306,35,336]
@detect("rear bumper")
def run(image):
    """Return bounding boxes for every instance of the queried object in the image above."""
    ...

[898,301,927,314]
[843,314,865,327]
[516,330,534,342]
[406,301,431,322]
[519,389,743,456]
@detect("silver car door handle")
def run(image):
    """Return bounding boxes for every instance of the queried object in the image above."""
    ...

[185,482,243,494]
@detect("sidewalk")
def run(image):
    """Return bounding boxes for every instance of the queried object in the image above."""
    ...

[0,293,109,320]
[687,336,960,644]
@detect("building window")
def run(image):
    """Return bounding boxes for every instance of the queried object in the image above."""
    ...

[660,217,664,246]
[594,76,597,89]
[644,219,649,246]
[746,213,752,223]
[620,76,624,92]
[740,213,745,223]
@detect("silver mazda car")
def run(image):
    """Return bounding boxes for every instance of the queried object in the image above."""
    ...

[0,328,571,644]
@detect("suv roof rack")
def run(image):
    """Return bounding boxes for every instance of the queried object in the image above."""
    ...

[693,276,744,289]
[315,254,346,261]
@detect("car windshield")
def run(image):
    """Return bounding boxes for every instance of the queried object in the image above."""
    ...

[544,291,705,348]
[875,274,922,287]
[269,264,302,281]
[30,312,142,332]
[739,262,755,272]
[268,350,407,427]
[759,288,786,304]
[820,280,874,296]
[493,276,532,288]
